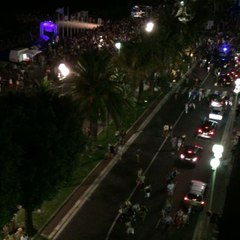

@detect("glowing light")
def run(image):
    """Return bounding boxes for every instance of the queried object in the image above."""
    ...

[115,42,122,50]
[210,158,220,170]
[58,63,70,80]
[145,22,154,32]
[40,21,58,41]
[212,144,224,159]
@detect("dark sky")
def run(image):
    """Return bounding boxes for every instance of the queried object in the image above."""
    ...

[2,1,136,14]
[0,0,158,38]
[0,1,144,24]
[1,0,159,16]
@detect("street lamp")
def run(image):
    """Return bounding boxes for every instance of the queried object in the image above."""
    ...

[209,144,223,212]
[234,78,240,94]
[58,63,70,81]
[115,42,122,55]
[145,21,154,33]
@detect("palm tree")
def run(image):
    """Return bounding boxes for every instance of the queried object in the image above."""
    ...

[63,49,130,147]
[117,40,155,104]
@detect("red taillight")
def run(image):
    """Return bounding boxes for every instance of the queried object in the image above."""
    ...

[209,130,214,135]
[198,128,202,133]
[187,150,192,153]
[192,157,198,162]
[180,154,185,159]
[184,196,188,201]
[201,201,205,205]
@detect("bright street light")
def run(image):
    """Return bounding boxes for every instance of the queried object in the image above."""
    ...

[210,158,220,170]
[234,78,240,93]
[209,144,223,213]
[212,144,224,159]
[115,42,122,55]
[58,63,70,80]
[115,42,121,50]
[145,21,154,33]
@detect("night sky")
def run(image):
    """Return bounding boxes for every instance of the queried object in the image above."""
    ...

[0,0,158,39]
[0,0,159,16]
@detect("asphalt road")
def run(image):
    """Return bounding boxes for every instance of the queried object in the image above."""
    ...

[51,65,233,240]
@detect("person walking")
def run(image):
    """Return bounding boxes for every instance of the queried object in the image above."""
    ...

[136,168,145,190]
[174,208,184,229]
[137,174,146,190]
[144,184,152,198]
[162,214,174,232]
[177,137,183,151]
[163,123,170,138]
[167,167,180,183]
[136,148,141,163]
[166,181,175,197]
[125,221,135,235]
[182,211,190,227]
[117,144,123,160]
[171,135,177,154]
[185,103,189,114]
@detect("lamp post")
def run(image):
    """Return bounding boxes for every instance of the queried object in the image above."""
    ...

[209,144,223,211]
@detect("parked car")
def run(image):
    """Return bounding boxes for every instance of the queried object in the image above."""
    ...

[216,74,232,87]
[196,119,218,139]
[178,144,203,165]
[183,180,207,210]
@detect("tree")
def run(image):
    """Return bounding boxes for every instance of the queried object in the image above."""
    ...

[117,40,155,104]
[63,49,130,147]
[0,90,86,236]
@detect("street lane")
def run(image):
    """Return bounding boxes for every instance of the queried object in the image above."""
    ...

[54,65,232,240]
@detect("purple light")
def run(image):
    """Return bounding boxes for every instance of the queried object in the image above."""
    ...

[40,21,58,41]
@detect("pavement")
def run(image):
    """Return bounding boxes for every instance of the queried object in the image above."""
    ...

[35,62,196,239]
[35,61,229,240]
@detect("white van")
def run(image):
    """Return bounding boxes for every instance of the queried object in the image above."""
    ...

[9,48,29,63]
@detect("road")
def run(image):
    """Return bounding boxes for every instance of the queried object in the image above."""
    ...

[48,64,233,240]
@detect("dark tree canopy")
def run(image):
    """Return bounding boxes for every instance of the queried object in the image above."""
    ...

[0,91,86,233]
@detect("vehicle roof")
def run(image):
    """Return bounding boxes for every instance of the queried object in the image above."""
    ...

[210,107,224,113]
[184,144,202,150]
[204,118,218,123]
[189,180,207,194]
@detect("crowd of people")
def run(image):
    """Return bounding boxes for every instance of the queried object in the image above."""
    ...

[0,12,146,94]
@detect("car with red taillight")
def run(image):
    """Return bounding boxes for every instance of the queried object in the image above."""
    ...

[196,119,218,139]
[183,180,207,210]
[178,144,203,165]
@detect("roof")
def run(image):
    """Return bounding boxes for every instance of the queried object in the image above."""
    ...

[190,180,207,194]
